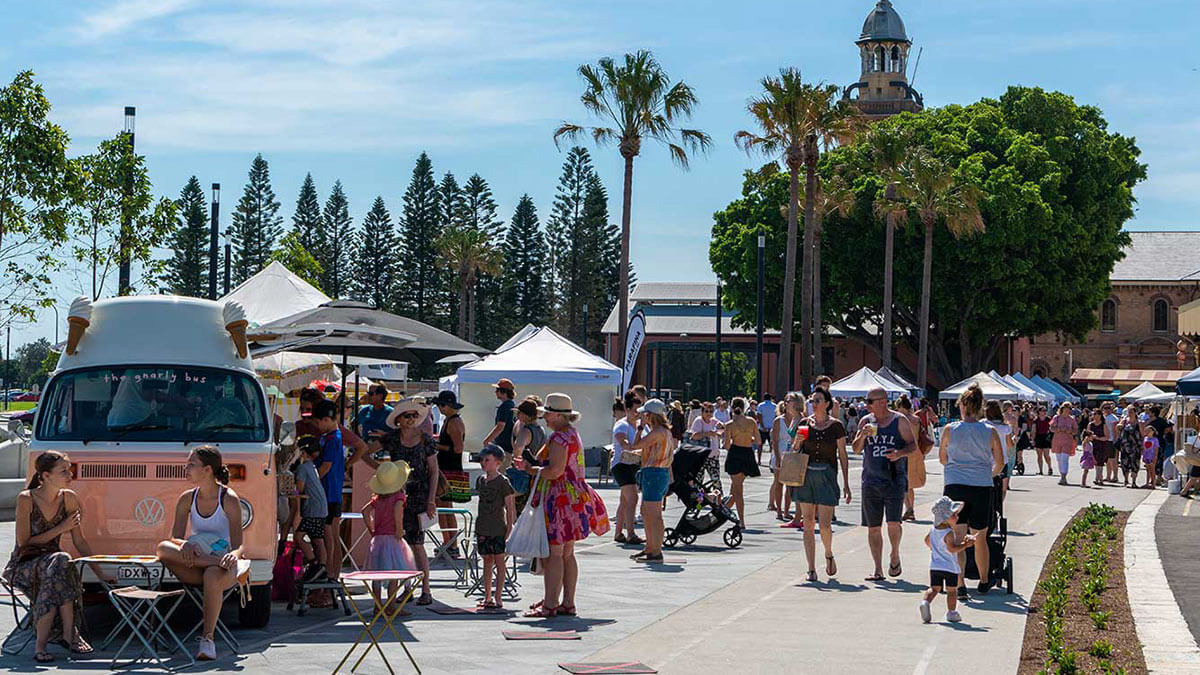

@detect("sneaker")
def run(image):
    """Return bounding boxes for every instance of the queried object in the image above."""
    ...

[919,601,931,624]
[946,609,962,623]
[956,586,969,600]
[977,580,994,595]
[196,637,216,661]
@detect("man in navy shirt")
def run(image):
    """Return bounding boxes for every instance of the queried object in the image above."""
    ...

[313,399,345,580]
[852,387,918,582]
[483,378,517,456]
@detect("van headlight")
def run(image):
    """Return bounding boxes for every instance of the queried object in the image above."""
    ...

[239,498,253,528]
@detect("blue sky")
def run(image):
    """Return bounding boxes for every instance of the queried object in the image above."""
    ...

[3,0,1198,348]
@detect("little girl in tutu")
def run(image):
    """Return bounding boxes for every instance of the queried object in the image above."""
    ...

[362,461,417,603]
[1079,430,1097,488]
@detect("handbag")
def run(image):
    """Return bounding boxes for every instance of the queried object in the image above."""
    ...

[506,472,550,560]
[271,542,303,602]
[779,451,809,487]
[442,470,472,503]
[908,448,928,489]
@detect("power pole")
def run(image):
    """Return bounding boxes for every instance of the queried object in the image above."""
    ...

[208,183,220,299]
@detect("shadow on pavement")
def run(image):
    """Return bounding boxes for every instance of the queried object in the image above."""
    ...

[802,580,870,593]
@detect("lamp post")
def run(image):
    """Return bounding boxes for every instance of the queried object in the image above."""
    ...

[1064,349,1073,381]
[208,183,220,299]
[4,323,10,411]
[51,304,59,346]
[223,229,231,295]
[117,106,136,296]
[581,303,589,352]
[715,282,722,398]
[756,234,765,399]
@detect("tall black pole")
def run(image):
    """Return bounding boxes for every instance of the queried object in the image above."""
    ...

[208,183,220,299]
[223,233,231,295]
[581,304,589,352]
[117,106,135,296]
[715,282,723,398]
[756,234,765,399]
[3,323,10,411]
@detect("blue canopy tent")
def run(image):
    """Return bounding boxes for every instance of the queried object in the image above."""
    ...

[1176,366,1200,396]
[1032,375,1079,403]
[1012,372,1061,403]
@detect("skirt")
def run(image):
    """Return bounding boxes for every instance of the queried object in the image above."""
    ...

[1080,450,1097,470]
[789,462,839,507]
[366,535,416,572]
[725,445,761,477]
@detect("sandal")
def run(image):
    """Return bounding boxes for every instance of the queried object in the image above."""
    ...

[558,604,577,616]
[416,592,433,606]
[826,555,837,577]
[629,549,649,559]
[865,573,886,582]
[523,605,557,618]
[888,561,902,578]
[626,535,645,545]
[35,651,55,663]
[529,600,544,610]
[70,638,95,654]
[805,570,818,582]
[614,533,628,544]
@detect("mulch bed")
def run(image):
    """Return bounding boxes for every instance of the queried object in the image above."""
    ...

[1018,509,1147,674]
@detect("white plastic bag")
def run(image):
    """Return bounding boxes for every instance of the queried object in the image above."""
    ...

[506,472,549,560]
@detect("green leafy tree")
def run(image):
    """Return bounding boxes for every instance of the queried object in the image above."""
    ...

[319,180,353,297]
[269,230,323,289]
[161,175,210,296]
[350,196,400,311]
[72,134,177,300]
[438,226,502,342]
[398,153,441,323]
[228,154,283,284]
[502,194,548,332]
[555,50,711,368]
[292,172,325,254]
[34,347,59,389]
[14,338,51,388]
[0,71,76,328]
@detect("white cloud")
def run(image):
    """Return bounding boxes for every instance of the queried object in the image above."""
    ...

[77,0,196,38]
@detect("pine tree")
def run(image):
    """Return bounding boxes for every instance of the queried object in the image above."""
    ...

[292,173,325,253]
[581,174,617,352]
[398,153,441,322]
[546,147,595,341]
[502,194,548,332]
[350,196,399,310]
[229,154,283,284]
[436,172,467,333]
[160,176,209,297]
[460,174,506,347]
[319,180,353,297]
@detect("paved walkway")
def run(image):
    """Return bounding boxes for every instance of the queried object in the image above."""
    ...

[0,455,1169,673]
[1137,487,1200,672]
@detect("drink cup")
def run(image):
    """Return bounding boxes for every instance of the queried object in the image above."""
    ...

[797,426,810,441]
[863,423,877,437]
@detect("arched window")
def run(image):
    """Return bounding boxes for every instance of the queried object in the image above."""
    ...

[1152,298,1169,333]
[875,46,885,72]
[1100,299,1117,332]
[891,46,901,72]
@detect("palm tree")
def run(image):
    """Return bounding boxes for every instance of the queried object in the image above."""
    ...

[736,68,856,395]
[865,126,912,370]
[803,174,856,375]
[555,50,710,375]
[895,148,985,389]
[437,226,503,342]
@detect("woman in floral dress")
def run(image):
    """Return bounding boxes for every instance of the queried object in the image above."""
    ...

[514,393,610,618]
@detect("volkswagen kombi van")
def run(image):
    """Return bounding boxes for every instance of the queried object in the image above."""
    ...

[31,295,276,626]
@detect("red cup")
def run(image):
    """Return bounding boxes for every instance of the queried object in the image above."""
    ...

[797,426,810,441]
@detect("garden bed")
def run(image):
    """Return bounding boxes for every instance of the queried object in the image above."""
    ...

[1018,504,1146,675]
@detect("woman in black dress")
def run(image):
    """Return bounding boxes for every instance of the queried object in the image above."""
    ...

[380,399,440,605]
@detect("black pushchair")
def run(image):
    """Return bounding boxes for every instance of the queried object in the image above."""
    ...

[663,445,743,549]
[963,475,1014,593]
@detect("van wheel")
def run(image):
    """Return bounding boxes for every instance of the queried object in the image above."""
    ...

[238,583,272,628]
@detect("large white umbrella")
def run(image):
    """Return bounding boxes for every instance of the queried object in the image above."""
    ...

[253,352,342,394]
[829,367,907,399]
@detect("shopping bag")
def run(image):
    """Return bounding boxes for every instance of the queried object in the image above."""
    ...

[779,452,809,487]
[442,470,472,503]
[506,473,549,560]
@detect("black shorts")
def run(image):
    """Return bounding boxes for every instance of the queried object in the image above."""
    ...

[860,482,904,527]
[299,516,326,541]
[1034,433,1051,449]
[324,500,343,525]
[402,506,425,546]
[725,445,761,477]
[1190,464,1200,479]
[612,462,639,487]
[476,534,506,556]
[930,570,959,589]
[944,483,993,531]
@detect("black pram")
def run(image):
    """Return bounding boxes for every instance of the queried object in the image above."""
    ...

[664,444,742,549]
[962,475,1014,593]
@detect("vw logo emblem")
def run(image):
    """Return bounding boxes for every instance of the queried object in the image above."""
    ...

[134,497,165,528]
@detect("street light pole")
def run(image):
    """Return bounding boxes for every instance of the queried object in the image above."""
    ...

[715,282,722,398]
[223,230,232,295]
[1064,349,1073,381]
[117,106,136,296]
[756,234,765,399]
[4,323,10,411]
[208,183,220,299]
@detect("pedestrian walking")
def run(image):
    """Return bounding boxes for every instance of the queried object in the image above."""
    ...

[629,398,674,562]
[1116,405,1142,487]
[1032,406,1053,476]
[1102,402,1122,484]
[769,393,800,520]
[1050,403,1077,485]
[853,387,918,582]
[1079,430,1097,487]
[611,390,644,546]
[793,386,851,581]
[723,397,762,524]
[756,393,777,466]
[939,384,1005,596]
[713,397,731,424]
[984,401,1015,506]
[918,496,976,624]
[897,395,929,522]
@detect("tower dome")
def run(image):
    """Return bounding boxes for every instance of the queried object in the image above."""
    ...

[857,0,909,44]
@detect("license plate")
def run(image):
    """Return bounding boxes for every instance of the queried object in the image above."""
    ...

[117,565,162,581]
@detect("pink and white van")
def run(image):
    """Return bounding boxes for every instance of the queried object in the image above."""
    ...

[30,295,276,626]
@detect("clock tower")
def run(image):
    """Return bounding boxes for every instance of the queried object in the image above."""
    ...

[843,0,924,120]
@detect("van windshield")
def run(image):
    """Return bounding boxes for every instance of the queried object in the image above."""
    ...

[37,366,269,443]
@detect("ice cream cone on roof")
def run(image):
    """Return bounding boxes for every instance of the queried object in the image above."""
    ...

[66,296,93,355]
[223,301,249,358]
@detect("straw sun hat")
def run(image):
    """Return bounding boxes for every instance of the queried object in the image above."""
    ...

[369,460,412,496]
[386,399,429,429]
[537,392,581,421]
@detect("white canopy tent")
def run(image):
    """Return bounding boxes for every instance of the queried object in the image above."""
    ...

[220,261,332,326]
[1011,372,1061,403]
[829,367,907,399]
[876,367,922,396]
[1001,374,1050,402]
[444,326,621,448]
[1121,381,1168,402]
[939,372,1024,401]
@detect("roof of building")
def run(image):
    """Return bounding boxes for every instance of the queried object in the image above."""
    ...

[629,282,719,304]
[858,0,909,44]
[1112,231,1200,283]
[600,302,777,337]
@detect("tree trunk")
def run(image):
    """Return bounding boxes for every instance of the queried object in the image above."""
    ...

[778,150,801,399]
[813,223,823,377]
[457,271,468,339]
[468,285,477,344]
[917,219,934,390]
[616,154,635,378]
[882,212,895,369]
[799,135,818,392]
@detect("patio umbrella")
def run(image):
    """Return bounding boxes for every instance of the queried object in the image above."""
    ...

[253,352,342,394]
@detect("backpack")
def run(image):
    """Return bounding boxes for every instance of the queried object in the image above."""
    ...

[271,541,304,602]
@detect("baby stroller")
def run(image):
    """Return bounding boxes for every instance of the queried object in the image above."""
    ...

[663,445,743,549]
[963,475,1014,593]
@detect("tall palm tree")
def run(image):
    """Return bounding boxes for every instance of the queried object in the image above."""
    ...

[555,50,710,376]
[736,68,857,395]
[895,148,985,389]
[865,126,911,370]
[437,226,502,342]
[803,174,856,375]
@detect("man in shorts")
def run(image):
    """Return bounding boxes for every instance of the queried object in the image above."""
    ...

[755,393,777,466]
[853,387,918,581]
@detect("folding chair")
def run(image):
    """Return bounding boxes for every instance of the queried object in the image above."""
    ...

[462,553,521,600]
[288,577,352,617]
[1,578,33,656]
[107,586,192,671]
[178,560,251,655]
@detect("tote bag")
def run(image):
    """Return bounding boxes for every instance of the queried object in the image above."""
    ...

[779,452,809,487]
[506,473,549,560]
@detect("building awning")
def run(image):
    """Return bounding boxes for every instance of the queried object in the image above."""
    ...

[1179,297,1200,336]
[1070,368,1192,387]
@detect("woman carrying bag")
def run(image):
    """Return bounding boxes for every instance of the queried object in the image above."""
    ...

[789,386,851,581]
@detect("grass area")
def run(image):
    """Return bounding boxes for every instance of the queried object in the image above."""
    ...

[0,401,35,411]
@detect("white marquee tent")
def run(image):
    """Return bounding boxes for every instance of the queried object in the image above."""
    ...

[442,326,621,448]
[220,261,332,326]
[829,367,907,399]
[1121,381,1169,402]
[876,367,922,396]
[939,372,1024,401]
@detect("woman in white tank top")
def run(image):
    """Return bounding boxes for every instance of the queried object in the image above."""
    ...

[156,446,245,662]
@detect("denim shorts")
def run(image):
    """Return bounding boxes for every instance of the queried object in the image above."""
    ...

[506,466,531,495]
[637,467,671,502]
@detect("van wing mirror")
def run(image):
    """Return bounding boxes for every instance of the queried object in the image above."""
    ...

[280,420,296,447]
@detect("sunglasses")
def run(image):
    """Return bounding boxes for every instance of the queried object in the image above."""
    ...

[399,412,419,419]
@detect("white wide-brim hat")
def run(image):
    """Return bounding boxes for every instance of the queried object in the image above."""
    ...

[537,392,580,421]
[386,399,429,429]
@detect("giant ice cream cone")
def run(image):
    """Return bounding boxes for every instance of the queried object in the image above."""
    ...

[223,301,249,358]
[66,296,93,355]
